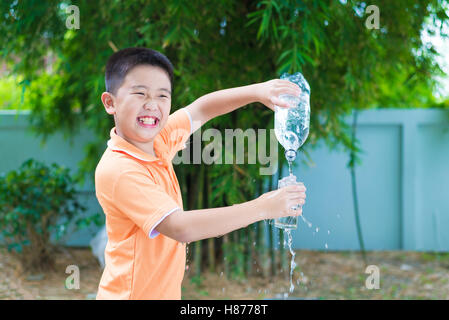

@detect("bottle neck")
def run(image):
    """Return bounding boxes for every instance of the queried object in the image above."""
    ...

[285,149,296,162]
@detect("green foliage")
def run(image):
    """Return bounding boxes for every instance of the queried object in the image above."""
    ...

[1,1,448,178]
[223,241,246,280]
[0,76,26,110]
[0,159,86,272]
[75,211,104,230]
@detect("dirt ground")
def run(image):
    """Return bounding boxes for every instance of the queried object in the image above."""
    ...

[1,246,448,300]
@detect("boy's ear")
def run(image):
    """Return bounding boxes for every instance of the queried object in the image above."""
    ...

[101,92,116,115]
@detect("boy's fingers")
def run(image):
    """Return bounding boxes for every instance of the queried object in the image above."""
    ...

[288,198,305,205]
[288,206,303,216]
[284,185,306,192]
[275,86,302,97]
[277,80,301,92]
[270,96,290,109]
[288,194,306,202]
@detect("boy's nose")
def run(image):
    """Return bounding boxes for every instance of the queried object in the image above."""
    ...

[143,101,158,110]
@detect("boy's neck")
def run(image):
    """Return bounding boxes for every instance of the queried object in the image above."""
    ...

[115,128,157,157]
[137,141,157,157]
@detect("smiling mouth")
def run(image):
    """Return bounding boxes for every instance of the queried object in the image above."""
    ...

[137,116,160,127]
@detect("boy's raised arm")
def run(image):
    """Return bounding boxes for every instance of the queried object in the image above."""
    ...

[184,79,302,132]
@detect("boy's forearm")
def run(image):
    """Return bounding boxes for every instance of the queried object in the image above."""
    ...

[193,84,260,121]
[157,197,267,243]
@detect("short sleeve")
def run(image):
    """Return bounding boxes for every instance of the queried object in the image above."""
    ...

[158,108,192,160]
[112,170,181,239]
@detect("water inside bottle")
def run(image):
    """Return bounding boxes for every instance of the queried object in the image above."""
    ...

[274,72,310,161]
[274,95,310,154]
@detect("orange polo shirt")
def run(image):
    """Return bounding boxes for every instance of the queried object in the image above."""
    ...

[95,108,192,300]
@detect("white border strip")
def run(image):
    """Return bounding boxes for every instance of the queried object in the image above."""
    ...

[148,206,181,239]
[107,140,153,162]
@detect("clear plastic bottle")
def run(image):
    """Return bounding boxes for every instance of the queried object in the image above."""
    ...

[273,72,310,230]
[274,72,310,168]
[274,173,302,230]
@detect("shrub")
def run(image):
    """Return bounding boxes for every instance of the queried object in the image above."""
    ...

[0,159,86,272]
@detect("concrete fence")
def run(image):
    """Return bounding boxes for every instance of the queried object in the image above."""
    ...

[1,109,448,251]
[285,108,449,251]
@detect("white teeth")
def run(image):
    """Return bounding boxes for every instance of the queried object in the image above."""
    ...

[139,117,157,125]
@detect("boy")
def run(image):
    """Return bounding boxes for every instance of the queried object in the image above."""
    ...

[95,47,306,299]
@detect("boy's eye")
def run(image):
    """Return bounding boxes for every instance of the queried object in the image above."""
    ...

[133,92,145,96]
[160,95,168,98]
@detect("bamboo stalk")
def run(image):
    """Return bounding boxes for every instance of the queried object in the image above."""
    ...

[193,165,204,277]
[280,243,288,279]
[256,221,268,278]
[234,230,243,278]
[256,179,269,278]
[267,170,276,276]
[223,233,230,278]
[277,153,288,277]
[240,228,247,276]
[194,240,202,277]
[269,223,276,276]
[203,165,216,273]
[207,238,215,273]
[246,224,254,277]
[350,110,367,266]
[255,220,261,276]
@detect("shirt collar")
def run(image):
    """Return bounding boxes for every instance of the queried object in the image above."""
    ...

[107,127,166,162]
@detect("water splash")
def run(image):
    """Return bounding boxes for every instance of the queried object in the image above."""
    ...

[284,229,297,294]
[300,214,313,228]
[288,160,293,175]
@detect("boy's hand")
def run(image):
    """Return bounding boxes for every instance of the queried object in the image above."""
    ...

[254,79,302,111]
[256,184,307,219]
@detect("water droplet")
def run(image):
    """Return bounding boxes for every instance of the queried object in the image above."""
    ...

[220,272,223,277]
[315,227,319,233]
[325,243,328,249]
[289,283,294,293]
[328,230,331,235]
[300,215,313,228]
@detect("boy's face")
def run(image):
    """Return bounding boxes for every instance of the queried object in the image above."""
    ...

[101,64,172,151]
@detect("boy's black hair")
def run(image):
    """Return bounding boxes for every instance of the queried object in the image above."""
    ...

[105,47,174,95]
